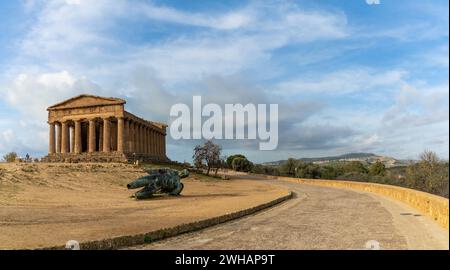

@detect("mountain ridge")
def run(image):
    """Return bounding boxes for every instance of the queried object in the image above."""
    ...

[261,152,408,167]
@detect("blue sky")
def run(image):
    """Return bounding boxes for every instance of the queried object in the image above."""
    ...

[0,0,448,163]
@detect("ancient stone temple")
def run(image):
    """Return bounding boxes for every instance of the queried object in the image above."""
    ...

[43,94,168,163]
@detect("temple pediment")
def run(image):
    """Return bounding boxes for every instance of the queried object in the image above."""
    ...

[47,94,126,110]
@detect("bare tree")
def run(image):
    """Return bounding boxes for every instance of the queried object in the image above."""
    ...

[419,149,440,165]
[406,150,448,197]
[192,140,222,175]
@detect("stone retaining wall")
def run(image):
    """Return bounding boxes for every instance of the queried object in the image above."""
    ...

[276,176,449,229]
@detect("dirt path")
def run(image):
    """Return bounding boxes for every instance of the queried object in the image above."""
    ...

[130,178,449,250]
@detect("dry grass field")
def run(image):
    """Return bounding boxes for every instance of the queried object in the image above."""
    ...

[0,162,289,249]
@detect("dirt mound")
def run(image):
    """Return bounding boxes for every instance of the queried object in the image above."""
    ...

[0,163,289,249]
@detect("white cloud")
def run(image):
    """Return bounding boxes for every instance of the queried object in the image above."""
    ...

[4,71,99,121]
[276,68,407,95]
[366,0,380,5]
[382,83,449,129]
[2,129,14,144]
[136,3,253,30]
[360,22,448,43]
[65,0,81,5]
[12,0,348,84]
[420,45,449,68]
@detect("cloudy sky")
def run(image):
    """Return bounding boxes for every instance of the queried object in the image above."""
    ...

[0,0,448,163]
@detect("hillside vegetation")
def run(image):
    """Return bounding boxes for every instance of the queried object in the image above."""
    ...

[252,151,448,198]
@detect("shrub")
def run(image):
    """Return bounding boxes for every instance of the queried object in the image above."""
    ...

[3,152,18,163]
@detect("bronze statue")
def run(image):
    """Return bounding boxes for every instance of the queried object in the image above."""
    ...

[127,168,189,199]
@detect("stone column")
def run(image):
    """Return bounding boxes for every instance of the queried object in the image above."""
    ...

[74,120,82,154]
[117,117,124,153]
[159,133,163,157]
[150,129,155,155]
[146,128,150,154]
[124,119,129,152]
[141,125,145,153]
[147,129,151,154]
[142,126,146,153]
[70,126,75,153]
[155,132,158,156]
[111,122,117,151]
[140,125,144,153]
[88,119,96,153]
[129,121,134,152]
[133,123,137,153]
[49,122,55,154]
[142,127,146,153]
[143,126,148,153]
[156,132,160,157]
[135,123,140,153]
[99,124,103,152]
[129,120,133,153]
[137,124,142,153]
[61,121,69,154]
[56,122,62,153]
[128,120,132,152]
[103,118,111,152]
[162,132,166,157]
[134,123,138,153]
[144,126,147,153]
[160,132,164,157]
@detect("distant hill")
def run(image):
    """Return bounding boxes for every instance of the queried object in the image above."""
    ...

[262,153,408,168]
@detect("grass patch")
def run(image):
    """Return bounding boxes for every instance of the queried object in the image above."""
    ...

[144,234,153,243]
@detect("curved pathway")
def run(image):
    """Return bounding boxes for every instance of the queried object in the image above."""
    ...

[129,177,449,250]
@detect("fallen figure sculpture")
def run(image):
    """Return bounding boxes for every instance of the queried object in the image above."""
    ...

[127,168,189,199]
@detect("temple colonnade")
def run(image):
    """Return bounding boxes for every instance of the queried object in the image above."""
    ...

[48,117,166,157]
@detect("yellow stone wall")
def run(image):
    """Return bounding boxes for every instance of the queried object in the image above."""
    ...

[277,176,449,229]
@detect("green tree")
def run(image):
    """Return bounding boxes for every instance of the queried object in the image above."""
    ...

[343,161,368,174]
[281,158,298,176]
[231,157,253,172]
[226,154,246,168]
[369,161,386,176]
[319,165,338,179]
[295,162,321,179]
[252,164,280,176]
